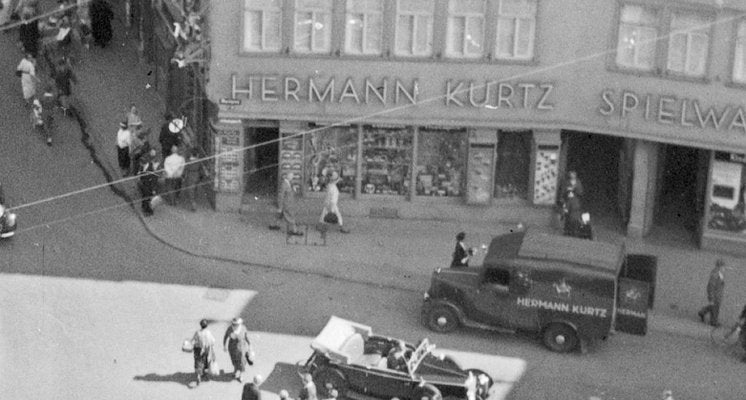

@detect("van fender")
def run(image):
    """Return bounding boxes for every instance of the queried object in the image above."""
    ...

[423,299,466,323]
[540,319,579,336]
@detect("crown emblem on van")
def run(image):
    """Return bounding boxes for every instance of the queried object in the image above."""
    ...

[553,279,572,298]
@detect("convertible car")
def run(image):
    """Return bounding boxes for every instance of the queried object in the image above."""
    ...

[299,316,495,400]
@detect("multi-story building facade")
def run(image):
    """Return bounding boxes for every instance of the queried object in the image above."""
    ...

[205,0,746,254]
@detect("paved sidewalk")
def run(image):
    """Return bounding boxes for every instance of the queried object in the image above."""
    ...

[70,7,745,345]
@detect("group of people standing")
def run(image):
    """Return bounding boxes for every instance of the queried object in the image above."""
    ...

[11,0,107,146]
[116,110,207,216]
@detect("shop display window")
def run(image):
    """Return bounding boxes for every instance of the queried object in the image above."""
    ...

[415,128,467,197]
[494,130,531,199]
[707,152,746,234]
[362,126,413,195]
[304,126,357,194]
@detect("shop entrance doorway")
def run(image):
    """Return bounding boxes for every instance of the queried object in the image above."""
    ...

[244,126,279,197]
[654,145,705,237]
[564,131,624,229]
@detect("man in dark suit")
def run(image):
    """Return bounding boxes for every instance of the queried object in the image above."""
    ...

[241,375,263,400]
[137,149,160,217]
[279,172,302,236]
[698,259,726,326]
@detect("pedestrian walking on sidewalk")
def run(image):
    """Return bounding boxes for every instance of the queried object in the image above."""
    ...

[279,172,303,236]
[18,6,39,57]
[241,375,263,400]
[318,171,349,233]
[192,319,216,386]
[0,0,12,27]
[88,0,112,48]
[137,148,160,217]
[16,53,38,107]
[52,58,76,116]
[39,84,56,145]
[224,317,252,382]
[450,232,474,268]
[159,113,182,160]
[163,145,185,206]
[182,148,205,211]
[129,128,152,175]
[698,259,726,327]
[126,104,143,136]
[115,121,132,176]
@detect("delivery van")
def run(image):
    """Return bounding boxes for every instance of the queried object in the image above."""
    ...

[421,230,651,353]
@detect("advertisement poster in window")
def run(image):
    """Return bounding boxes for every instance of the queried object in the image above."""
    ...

[707,153,746,234]
[280,132,303,192]
[466,144,495,205]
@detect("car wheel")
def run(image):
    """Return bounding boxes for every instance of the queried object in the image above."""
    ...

[312,366,348,397]
[412,383,442,400]
[426,305,459,333]
[542,323,579,353]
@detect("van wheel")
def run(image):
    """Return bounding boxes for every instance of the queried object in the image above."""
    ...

[542,323,578,353]
[426,305,459,333]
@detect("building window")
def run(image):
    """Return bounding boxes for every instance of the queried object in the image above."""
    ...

[243,0,282,52]
[362,126,412,195]
[445,0,485,58]
[345,0,383,55]
[734,21,746,84]
[707,152,746,235]
[294,0,333,53]
[495,0,536,60]
[615,4,657,71]
[415,128,467,197]
[305,126,357,194]
[494,131,531,199]
[667,12,710,77]
[395,0,434,57]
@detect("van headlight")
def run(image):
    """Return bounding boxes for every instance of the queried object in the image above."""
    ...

[423,292,430,300]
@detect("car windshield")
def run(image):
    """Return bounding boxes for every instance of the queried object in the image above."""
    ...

[406,338,435,373]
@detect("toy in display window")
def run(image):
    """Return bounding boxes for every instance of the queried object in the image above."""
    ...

[415,129,466,197]
[361,127,412,195]
[305,127,357,194]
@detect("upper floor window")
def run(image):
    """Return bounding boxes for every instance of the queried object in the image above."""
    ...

[615,4,657,71]
[345,0,383,55]
[734,21,746,84]
[243,0,282,52]
[495,0,537,60]
[445,0,485,58]
[395,0,434,57]
[294,0,332,53]
[667,12,711,77]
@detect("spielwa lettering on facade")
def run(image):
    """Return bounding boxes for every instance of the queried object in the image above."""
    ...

[516,297,608,318]
[600,89,746,134]
[230,74,555,110]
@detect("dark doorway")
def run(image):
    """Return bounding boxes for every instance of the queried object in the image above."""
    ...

[654,145,701,232]
[245,127,279,196]
[564,131,623,227]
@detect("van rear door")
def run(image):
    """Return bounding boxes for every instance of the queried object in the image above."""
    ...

[614,277,650,335]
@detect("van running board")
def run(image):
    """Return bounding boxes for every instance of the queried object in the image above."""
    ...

[461,319,516,334]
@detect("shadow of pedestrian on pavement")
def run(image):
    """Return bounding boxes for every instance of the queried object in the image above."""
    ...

[133,372,194,387]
